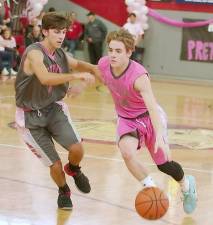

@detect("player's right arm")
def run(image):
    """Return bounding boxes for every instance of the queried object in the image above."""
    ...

[134,75,170,161]
[26,49,95,86]
[65,53,103,83]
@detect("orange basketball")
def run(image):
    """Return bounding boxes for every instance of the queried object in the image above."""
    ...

[135,187,169,220]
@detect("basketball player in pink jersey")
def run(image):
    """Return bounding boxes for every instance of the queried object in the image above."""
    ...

[93,29,197,214]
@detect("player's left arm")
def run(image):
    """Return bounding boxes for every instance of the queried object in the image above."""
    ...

[65,53,102,82]
[65,53,103,97]
[134,75,169,159]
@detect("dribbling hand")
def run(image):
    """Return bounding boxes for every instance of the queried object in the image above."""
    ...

[154,134,171,162]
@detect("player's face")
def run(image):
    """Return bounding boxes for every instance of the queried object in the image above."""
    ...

[108,40,132,68]
[43,28,67,49]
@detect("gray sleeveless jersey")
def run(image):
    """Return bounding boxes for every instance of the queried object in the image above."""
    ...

[15,43,69,110]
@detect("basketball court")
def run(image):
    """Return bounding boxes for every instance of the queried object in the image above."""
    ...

[0,79,212,225]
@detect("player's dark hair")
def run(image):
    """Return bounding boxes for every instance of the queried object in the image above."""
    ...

[42,12,69,30]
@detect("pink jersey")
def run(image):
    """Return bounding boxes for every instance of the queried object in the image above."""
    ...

[98,56,149,118]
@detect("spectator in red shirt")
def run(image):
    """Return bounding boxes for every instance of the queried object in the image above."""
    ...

[64,12,83,56]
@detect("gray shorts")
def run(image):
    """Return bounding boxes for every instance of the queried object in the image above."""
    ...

[15,102,81,166]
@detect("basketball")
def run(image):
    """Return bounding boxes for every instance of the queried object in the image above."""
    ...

[135,187,169,220]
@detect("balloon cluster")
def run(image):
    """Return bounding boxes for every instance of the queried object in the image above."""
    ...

[125,0,149,32]
[25,0,48,20]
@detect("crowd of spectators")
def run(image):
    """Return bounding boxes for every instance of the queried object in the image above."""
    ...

[0,5,109,81]
[1,4,145,81]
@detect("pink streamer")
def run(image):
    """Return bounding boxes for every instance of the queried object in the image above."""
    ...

[148,8,213,27]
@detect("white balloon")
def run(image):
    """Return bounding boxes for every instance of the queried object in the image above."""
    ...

[141,5,149,14]
[33,3,43,12]
[132,10,139,16]
[127,6,134,13]
[29,2,43,18]
[125,0,136,5]
[138,14,148,23]
[30,0,45,7]
[131,2,141,10]
[28,0,36,6]
[126,0,149,33]
[135,0,146,5]
[141,22,149,30]
[40,0,48,5]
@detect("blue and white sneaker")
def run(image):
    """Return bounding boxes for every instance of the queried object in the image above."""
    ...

[182,175,197,214]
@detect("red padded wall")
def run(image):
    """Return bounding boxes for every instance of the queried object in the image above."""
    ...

[70,0,213,26]
[70,0,128,26]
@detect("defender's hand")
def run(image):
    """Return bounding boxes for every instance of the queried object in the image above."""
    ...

[74,72,95,85]
[67,82,87,98]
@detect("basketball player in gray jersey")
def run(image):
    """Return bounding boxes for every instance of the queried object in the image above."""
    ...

[15,12,99,209]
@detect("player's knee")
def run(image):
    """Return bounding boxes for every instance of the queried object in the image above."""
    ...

[69,143,84,156]
[157,161,184,181]
[121,151,134,161]
[51,160,63,171]
[119,145,134,161]
[118,139,132,160]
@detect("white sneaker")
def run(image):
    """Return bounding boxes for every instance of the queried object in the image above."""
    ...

[10,69,17,76]
[1,67,9,76]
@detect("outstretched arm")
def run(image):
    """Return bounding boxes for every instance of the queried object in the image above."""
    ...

[27,50,95,86]
[65,53,103,82]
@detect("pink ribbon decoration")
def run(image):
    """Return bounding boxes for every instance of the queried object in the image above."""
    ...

[148,8,213,27]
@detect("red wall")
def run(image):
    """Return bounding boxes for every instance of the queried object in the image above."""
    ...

[70,0,213,26]
[147,1,213,13]
[70,0,128,26]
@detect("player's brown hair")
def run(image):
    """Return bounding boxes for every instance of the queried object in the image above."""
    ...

[42,12,69,30]
[106,29,135,52]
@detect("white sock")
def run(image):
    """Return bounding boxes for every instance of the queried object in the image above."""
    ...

[180,176,189,193]
[141,176,156,188]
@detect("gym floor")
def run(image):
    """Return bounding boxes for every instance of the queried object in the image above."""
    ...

[0,79,212,225]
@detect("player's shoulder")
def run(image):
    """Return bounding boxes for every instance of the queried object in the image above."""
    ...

[131,60,148,74]
[27,47,42,56]
[26,47,43,62]
[98,56,110,68]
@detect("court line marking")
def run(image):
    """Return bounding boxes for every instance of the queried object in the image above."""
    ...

[0,143,212,175]
[0,176,135,212]
[0,95,212,124]
[0,142,205,225]
[0,175,180,225]
[0,142,181,225]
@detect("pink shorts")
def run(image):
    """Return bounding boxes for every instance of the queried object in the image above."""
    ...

[116,107,168,165]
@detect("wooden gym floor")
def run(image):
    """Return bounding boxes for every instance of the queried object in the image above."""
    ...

[0,78,212,225]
